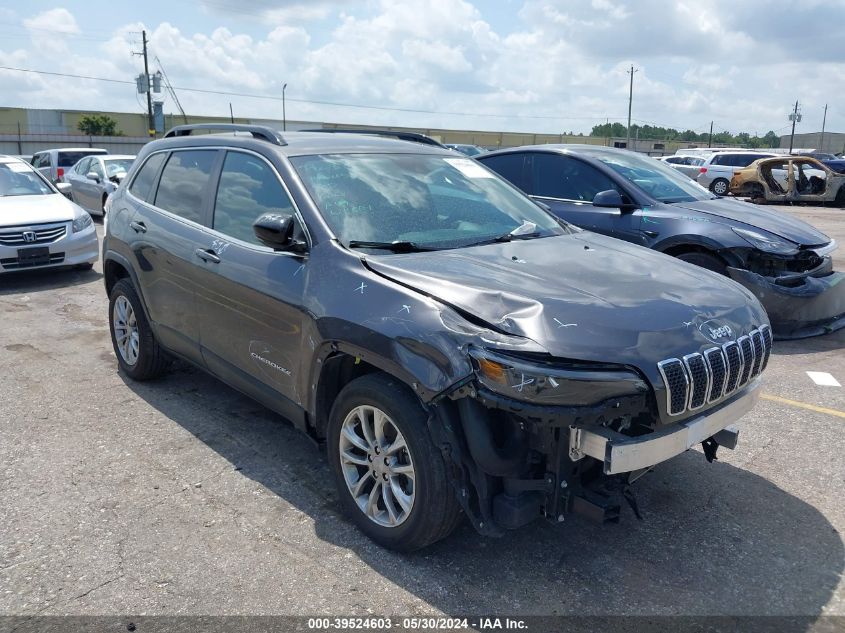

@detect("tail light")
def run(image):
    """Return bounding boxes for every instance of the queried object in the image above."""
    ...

[57,168,64,181]
[699,167,707,174]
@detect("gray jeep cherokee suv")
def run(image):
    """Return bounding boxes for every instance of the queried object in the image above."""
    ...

[103,124,771,551]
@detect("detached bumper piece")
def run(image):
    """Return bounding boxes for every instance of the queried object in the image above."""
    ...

[569,380,759,475]
[728,265,845,340]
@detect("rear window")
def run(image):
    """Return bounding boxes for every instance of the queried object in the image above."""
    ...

[58,151,106,168]
[154,150,218,223]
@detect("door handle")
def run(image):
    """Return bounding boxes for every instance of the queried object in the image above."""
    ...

[195,248,221,264]
[129,221,147,233]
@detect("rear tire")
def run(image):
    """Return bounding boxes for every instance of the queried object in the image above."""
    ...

[327,373,462,551]
[710,178,730,196]
[676,251,728,276]
[108,278,169,381]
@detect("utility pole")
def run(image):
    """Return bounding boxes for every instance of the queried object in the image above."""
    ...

[282,83,288,131]
[229,103,234,124]
[708,121,713,148]
[142,31,154,138]
[820,103,828,152]
[626,65,638,150]
[788,100,800,154]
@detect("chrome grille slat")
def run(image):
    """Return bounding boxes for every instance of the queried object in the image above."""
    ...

[704,347,727,403]
[737,336,754,387]
[660,326,771,417]
[750,329,765,377]
[683,353,709,411]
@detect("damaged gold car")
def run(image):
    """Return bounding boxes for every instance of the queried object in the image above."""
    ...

[730,156,845,206]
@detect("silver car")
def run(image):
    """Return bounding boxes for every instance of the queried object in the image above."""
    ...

[696,151,776,196]
[658,154,705,180]
[65,154,135,216]
[0,156,98,273]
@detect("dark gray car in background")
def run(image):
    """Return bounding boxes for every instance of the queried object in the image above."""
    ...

[478,145,844,339]
[102,125,770,551]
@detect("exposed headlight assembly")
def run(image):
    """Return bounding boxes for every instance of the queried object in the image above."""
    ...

[72,212,93,233]
[468,348,649,406]
[732,227,798,255]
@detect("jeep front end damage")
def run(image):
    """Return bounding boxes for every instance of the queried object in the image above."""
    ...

[428,348,760,536]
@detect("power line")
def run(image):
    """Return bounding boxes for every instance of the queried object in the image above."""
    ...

[0,64,628,122]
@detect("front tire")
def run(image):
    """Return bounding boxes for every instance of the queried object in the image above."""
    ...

[710,178,730,196]
[108,279,169,380]
[327,373,462,551]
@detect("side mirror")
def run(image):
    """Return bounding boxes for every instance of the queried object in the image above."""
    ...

[55,182,72,198]
[86,172,101,183]
[253,213,307,252]
[592,189,625,208]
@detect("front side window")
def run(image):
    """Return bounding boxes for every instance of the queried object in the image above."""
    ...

[576,147,716,203]
[154,150,218,222]
[76,158,91,174]
[213,152,296,245]
[291,153,566,249]
[530,153,619,202]
[129,152,166,203]
[90,159,105,179]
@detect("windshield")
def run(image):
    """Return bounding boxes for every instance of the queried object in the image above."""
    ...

[290,153,567,249]
[0,162,55,197]
[104,158,134,177]
[577,148,716,203]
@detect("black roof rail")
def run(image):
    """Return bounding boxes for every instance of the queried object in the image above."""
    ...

[302,128,446,148]
[164,124,287,146]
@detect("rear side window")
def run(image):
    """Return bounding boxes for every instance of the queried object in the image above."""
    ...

[479,153,527,191]
[213,151,295,245]
[129,152,166,202]
[154,150,218,223]
[530,153,619,201]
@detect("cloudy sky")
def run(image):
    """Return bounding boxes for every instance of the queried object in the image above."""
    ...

[0,0,843,136]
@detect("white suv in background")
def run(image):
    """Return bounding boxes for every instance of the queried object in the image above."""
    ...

[696,151,776,195]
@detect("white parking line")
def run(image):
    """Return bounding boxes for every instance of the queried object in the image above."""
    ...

[806,371,841,387]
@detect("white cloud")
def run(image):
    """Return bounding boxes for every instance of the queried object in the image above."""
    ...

[3,1,845,137]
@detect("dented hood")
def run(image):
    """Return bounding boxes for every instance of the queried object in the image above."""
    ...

[365,232,768,369]
[670,197,830,247]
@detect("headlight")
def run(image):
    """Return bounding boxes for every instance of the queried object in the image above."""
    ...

[732,227,798,255]
[469,348,648,406]
[72,212,93,233]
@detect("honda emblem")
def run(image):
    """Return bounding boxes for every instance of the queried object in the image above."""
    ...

[22,231,37,243]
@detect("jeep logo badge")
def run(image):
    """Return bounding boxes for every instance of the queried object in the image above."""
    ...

[700,320,733,342]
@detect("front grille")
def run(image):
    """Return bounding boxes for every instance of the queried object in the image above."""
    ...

[0,252,64,269]
[0,223,67,246]
[659,326,770,417]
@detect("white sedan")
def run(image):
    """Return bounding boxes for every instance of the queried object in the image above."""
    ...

[0,155,98,273]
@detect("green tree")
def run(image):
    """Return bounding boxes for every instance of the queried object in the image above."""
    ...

[762,131,780,148]
[77,114,121,136]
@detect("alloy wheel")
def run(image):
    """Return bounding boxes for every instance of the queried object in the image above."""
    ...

[338,405,415,527]
[112,295,140,366]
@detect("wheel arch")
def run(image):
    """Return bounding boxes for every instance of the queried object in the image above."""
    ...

[103,251,152,322]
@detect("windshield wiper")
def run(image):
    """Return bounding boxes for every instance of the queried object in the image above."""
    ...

[347,240,436,252]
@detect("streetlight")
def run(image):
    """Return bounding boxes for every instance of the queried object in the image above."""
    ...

[282,83,288,131]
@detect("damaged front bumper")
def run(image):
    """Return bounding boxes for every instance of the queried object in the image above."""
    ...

[728,260,845,339]
[569,379,759,475]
